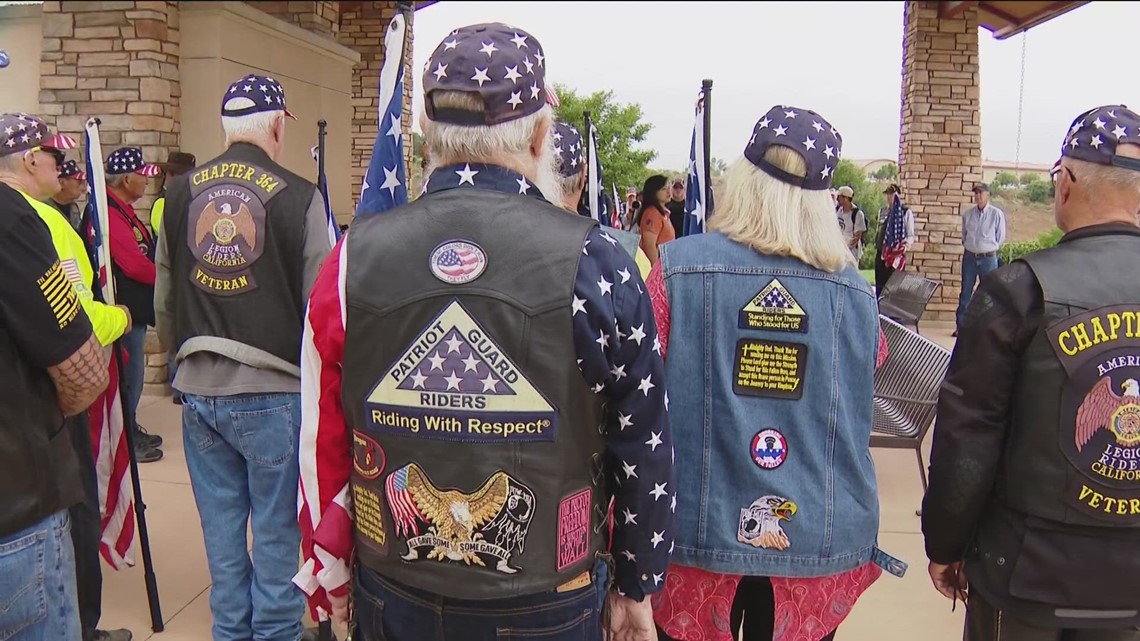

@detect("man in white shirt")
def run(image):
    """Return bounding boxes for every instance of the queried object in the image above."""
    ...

[955,183,1006,334]
[835,185,867,261]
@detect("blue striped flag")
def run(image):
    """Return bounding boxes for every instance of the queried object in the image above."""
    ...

[356,11,409,217]
[684,92,713,236]
[311,143,340,245]
[584,124,610,227]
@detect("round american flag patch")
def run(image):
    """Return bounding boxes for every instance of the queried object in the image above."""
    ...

[429,240,487,285]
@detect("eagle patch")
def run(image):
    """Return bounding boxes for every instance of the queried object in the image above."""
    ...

[384,463,535,574]
[739,495,798,551]
[186,182,268,295]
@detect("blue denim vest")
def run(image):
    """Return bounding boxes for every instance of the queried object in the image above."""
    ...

[660,233,896,578]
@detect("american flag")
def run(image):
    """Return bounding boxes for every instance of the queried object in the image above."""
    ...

[83,118,136,570]
[761,289,791,309]
[611,183,622,229]
[683,91,713,236]
[311,144,340,245]
[436,246,481,279]
[395,329,514,395]
[385,466,425,538]
[356,11,409,217]
[584,123,610,227]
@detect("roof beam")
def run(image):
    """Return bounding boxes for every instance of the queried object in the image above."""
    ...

[990,1,1089,39]
[938,1,977,19]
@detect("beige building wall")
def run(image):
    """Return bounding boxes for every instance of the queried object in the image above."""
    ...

[180,2,359,217]
[0,5,44,115]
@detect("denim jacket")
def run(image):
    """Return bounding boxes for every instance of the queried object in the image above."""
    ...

[660,232,890,578]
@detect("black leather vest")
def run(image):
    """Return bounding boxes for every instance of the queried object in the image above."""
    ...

[341,188,607,599]
[1006,232,1140,527]
[164,143,312,366]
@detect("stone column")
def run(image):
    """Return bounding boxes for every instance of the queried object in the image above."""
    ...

[337,1,413,207]
[252,0,340,38]
[39,0,180,214]
[898,1,982,321]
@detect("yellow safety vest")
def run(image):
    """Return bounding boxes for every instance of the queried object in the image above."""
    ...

[150,196,165,237]
[634,248,652,281]
[20,190,129,346]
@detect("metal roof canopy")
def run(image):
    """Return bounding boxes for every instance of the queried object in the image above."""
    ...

[938,1,1089,40]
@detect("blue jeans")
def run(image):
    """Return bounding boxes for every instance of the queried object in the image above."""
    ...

[352,561,608,641]
[120,326,147,435]
[182,393,305,641]
[957,251,1000,328]
[0,510,82,640]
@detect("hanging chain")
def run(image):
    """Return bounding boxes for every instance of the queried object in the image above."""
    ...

[1015,32,1028,168]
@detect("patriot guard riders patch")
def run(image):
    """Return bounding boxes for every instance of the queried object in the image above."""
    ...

[739,278,808,333]
[366,299,558,443]
[1047,305,1140,523]
[732,339,808,400]
[386,463,535,574]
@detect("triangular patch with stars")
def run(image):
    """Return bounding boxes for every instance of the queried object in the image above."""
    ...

[366,299,558,443]
[739,278,808,333]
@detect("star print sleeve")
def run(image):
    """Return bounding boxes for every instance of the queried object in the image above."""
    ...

[294,236,354,619]
[571,227,674,601]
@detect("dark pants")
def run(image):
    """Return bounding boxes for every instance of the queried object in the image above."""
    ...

[657,576,837,641]
[352,562,608,641]
[67,412,104,641]
[874,251,894,297]
[966,592,1140,641]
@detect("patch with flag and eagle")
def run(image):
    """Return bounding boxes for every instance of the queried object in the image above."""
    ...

[366,299,559,443]
[186,161,284,296]
[739,278,808,333]
[1047,305,1140,522]
[385,462,536,574]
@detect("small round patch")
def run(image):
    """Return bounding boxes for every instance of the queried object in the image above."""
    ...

[430,240,487,285]
[751,429,788,470]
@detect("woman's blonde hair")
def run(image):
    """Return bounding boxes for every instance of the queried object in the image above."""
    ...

[709,145,855,273]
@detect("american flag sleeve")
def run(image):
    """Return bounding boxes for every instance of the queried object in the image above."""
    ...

[294,237,355,619]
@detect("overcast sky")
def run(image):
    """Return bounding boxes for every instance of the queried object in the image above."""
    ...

[411,1,1140,171]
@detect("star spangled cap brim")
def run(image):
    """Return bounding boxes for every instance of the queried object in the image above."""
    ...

[1061,105,1140,172]
[422,23,550,127]
[58,159,86,180]
[221,74,297,121]
[105,146,161,176]
[0,113,77,157]
[743,105,842,191]
[552,121,584,178]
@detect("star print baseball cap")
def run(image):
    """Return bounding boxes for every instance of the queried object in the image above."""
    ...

[422,23,550,126]
[1061,105,1140,171]
[552,121,584,178]
[743,105,842,191]
[58,159,86,181]
[106,147,161,177]
[0,113,77,158]
[222,74,297,120]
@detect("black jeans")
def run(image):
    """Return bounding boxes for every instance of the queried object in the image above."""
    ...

[874,251,894,297]
[67,412,104,641]
[656,576,838,641]
[966,592,1140,641]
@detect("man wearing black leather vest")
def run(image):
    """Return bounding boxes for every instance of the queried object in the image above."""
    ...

[156,74,334,641]
[296,24,674,641]
[923,105,1140,641]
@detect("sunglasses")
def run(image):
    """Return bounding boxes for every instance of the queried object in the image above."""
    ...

[1050,163,1076,188]
[27,146,65,168]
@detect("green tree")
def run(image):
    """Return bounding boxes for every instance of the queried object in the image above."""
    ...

[1019,172,1037,185]
[1025,178,1054,204]
[992,171,1018,188]
[870,162,897,181]
[552,84,656,192]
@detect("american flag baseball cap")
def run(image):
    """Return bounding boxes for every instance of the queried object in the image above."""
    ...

[106,147,161,177]
[1061,105,1140,172]
[58,159,86,181]
[743,105,843,191]
[222,74,297,120]
[422,23,550,127]
[0,113,77,158]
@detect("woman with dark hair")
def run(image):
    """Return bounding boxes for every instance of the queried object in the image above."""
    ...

[635,174,675,264]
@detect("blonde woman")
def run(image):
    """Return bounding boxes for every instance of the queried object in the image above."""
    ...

[647,106,900,641]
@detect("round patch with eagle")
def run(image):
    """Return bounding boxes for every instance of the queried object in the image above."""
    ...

[1065,361,1140,488]
[186,185,267,295]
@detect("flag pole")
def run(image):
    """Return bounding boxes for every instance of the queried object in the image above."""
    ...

[701,79,713,219]
[317,119,328,195]
[85,117,164,632]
